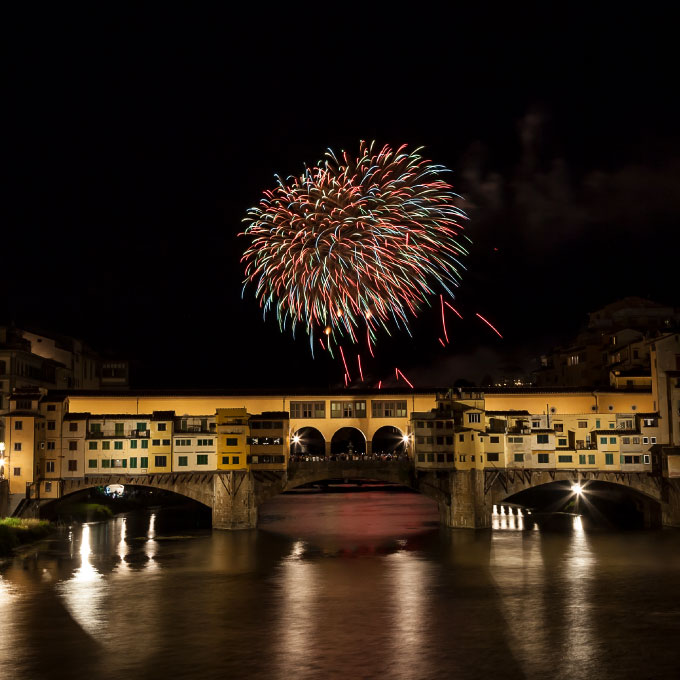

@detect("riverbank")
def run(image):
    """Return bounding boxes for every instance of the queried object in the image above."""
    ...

[0,518,54,556]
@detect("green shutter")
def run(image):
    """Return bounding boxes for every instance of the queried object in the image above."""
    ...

[141,457,148,468]
[129,457,137,468]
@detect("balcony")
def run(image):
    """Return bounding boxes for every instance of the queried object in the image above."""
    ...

[87,429,150,439]
[175,424,215,434]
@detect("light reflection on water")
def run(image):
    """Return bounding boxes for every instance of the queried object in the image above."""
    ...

[0,493,679,680]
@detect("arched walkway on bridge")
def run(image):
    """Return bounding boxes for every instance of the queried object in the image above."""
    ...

[291,426,325,458]
[372,425,407,456]
[330,427,367,456]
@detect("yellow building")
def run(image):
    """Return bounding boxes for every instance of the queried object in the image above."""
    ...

[216,408,249,470]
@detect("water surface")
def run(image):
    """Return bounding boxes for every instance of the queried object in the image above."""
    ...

[1,491,679,679]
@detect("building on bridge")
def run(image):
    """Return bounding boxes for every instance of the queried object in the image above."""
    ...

[1,380,679,528]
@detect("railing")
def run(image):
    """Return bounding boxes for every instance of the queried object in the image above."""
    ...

[87,429,150,438]
[175,425,215,434]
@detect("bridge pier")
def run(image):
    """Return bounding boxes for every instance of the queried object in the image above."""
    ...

[662,478,680,527]
[212,472,257,530]
[438,470,491,529]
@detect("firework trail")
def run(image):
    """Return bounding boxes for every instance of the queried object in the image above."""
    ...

[241,141,469,353]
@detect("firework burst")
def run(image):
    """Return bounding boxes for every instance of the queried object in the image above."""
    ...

[240,141,469,353]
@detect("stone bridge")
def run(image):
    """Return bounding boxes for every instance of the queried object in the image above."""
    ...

[38,463,680,529]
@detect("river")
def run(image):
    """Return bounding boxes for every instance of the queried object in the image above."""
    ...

[1,489,679,680]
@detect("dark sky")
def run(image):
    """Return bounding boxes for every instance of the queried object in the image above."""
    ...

[4,5,678,389]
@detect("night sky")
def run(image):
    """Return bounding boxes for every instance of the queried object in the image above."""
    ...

[5,6,678,389]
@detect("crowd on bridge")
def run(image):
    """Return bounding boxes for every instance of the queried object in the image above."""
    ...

[289,452,410,463]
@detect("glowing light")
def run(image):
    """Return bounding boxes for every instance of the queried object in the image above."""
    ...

[475,312,503,338]
[292,434,301,445]
[240,141,469,353]
[324,326,331,335]
[571,483,583,495]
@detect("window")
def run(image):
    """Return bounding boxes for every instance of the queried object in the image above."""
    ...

[137,422,147,432]
[13,467,21,476]
[102,441,110,450]
[47,404,56,411]
[487,453,499,462]
[47,421,56,431]
[536,434,549,444]
[558,438,567,446]
[445,436,453,445]
[88,459,97,468]
[90,423,101,433]
[67,441,77,451]
[643,454,650,464]
[468,413,481,423]
[458,434,464,442]
[537,453,549,464]
[163,439,171,446]
[221,455,229,465]
[197,439,212,446]
[600,437,608,445]
[197,455,208,465]
[232,456,240,465]
[417,454,425,462]
[558,455,573,463]
[633,437,640,444]
[609,422,615,429]
[554,423,564,432]
[622,437,630,444]
[436,436,444,445]
[489,436,499,444]
[427,454,435,462]
[129,457,137,468]
[47,441,55,450]
[141,440,148,449]
[45,482,52,492]
[579,454,586,465]
[643,418,657,427]
[46,461,55,473]
[596,419,601,429]
[643,437,649,444]
[114,441,123,450]
[290,401,326,418]
[130,440,137,449]
[89,441,98,450]
[115,423,124,435]
[651,437,657,444]
[578,421,587,428]
[514,453,524,462]
[68,460,77,472]
[152,439,160,446]
[178,456,188,466]
[13,443,22,451]
[157,423,167,431]
[14,421,23,430]
[330,401,366,418]
[154,456,167,467]
[605,453,614,465]
[140,457,148,468]
[102,459,111,468]
[609,437,616,444]
[532,420,540,428]
[588,454,596,464]
[371,400,407,418]
[226,437,238,446]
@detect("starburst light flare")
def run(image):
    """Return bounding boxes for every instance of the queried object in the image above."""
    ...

[240,140,469,351]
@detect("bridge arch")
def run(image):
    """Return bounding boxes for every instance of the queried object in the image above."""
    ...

[291,426,325,458]
[371,425,407,456]
[330,427,367,456]
[487,471,663,528]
